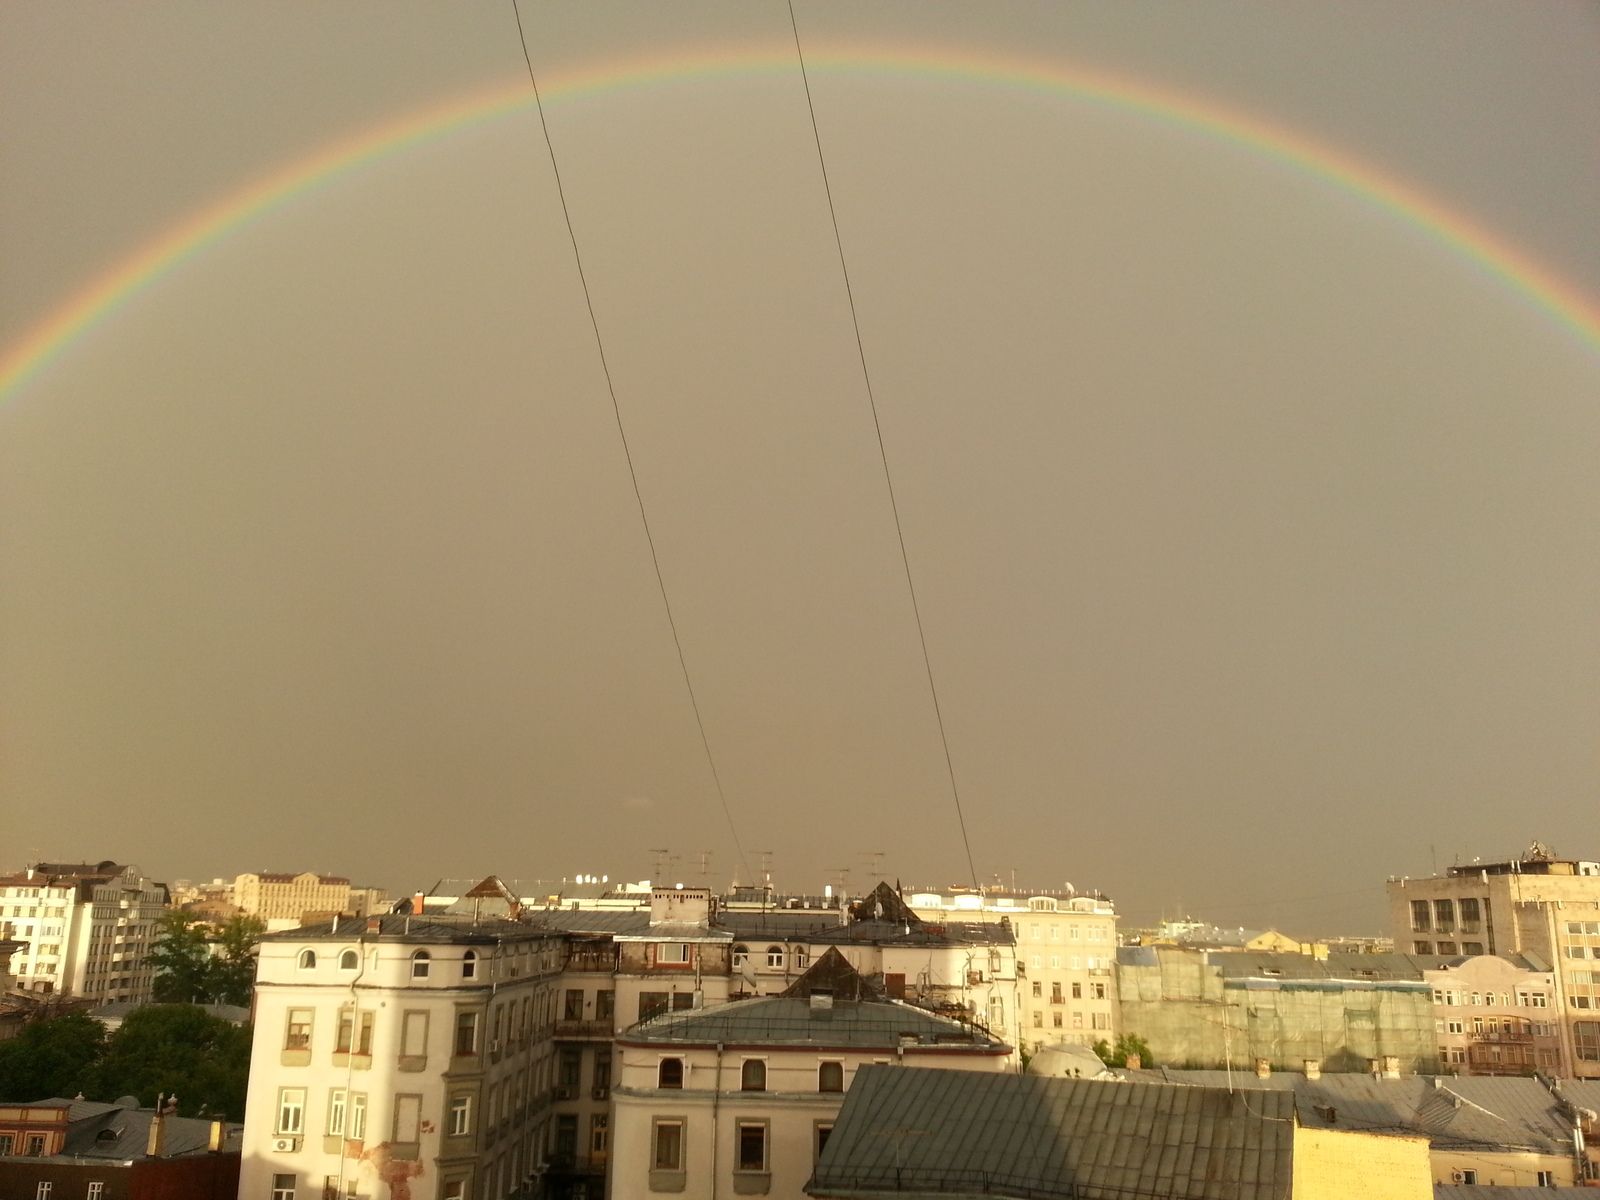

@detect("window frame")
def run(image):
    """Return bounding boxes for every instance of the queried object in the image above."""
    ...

[410,951,431,979]
[284,1007,314,1051]
[818,1060,844,1093]
[276,1087,307,1136]
[735,1120,769,1174]
[652,1119,685,1172]
[740,1058,767,1092]
[447,1095,472,1137]
[657,1058,684,1089]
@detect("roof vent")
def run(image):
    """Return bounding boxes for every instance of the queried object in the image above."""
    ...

[809,989,834,1019]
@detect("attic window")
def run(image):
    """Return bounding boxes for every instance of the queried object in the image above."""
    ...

[1261,968,1283,977]
[96,1129,119,1142]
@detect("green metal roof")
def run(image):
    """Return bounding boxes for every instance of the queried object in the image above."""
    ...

[618,997,1008,1052]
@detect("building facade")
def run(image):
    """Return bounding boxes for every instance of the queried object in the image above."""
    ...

[1424,954,1562,1076]
[0,862,167,1001]
[1387,842,1600,1078]
[239,916,566,1200]
[236,874,356,927]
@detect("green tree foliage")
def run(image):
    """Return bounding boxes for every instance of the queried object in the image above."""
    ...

[149,912,214,1004]
[149,911,264,1005]
[1093,1033,1154,1068]
[0,1012,105,1101]
[82,1006,252,1120]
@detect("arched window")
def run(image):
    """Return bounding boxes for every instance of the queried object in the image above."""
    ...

[732,945,749,969]
[339,950,358,970]
[793,947,810,970]
[411,950,431,979]
[741,1059,766,1091]
[765,946,784,969]
[298,949,317,970]
[658,1058,684,1089]
[818,1061,843,1093]
[462,951,477,979]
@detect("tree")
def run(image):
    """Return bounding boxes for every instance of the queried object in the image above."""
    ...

[0,1012,105,1101]
[207,914,265,1007]
[1093,1033,1154,1068]
[148,912,213,1004]
[81,1005,252,1120]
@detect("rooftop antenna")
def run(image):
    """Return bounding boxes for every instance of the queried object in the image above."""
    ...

[651,849,670,884]
[860,851,885,882]
[696,851,712,886]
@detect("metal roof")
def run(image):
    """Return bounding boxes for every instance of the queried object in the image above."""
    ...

[808,1066,1297,1200]
[260,916,558,944]
[618,996,1007,1052]
[1121,1070,1572,1154]
[811,920,1015,948]
[530,910,652,935]
[20,1099,244,1161]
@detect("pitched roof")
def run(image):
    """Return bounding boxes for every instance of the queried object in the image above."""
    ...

[781,947,881,1002]
[25,1099,243,1160]
[1121,1070,1573,1154]
[849,882,921,926]
[619,996,1008,1052]
[808,1066,1296,1200]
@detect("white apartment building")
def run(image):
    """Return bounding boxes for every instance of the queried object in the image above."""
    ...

[0,862,167,1001]
[240,916,567,1200]
[1388,843,1600,1078]
[609,960,1011,1200]
[906,889,1119,1052]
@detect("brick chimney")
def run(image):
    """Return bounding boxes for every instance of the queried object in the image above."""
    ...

[1303,1059,1321,1080]
[1254,1058,1271,1079]
[1123,1054,1141,1070]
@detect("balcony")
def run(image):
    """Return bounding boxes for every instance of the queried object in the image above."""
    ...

[1472,1030,1533,1045]
[553,1019,614,1041]
[565,948,619,972]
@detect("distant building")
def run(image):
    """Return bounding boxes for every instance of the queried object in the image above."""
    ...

[234,873,356,928]
[0,1096,241,1200]
[0,862,167,1002]
[1115,947,1438,1073]
[1122,1067,1584,1189]
[610,952,1010,1200]
[1388,840,1600,1078]
[1425,954,1563,1076]
[809,1065,1432,1199]
[239,915,568,1200]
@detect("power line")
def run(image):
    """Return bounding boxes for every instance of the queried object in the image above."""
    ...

[785,0,980,891]
[510,0,752,884]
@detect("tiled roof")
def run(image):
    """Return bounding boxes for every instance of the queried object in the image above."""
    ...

[619,997,1007,1052]
[809,1066,1296,1200]
[1121,1070,1572,1154]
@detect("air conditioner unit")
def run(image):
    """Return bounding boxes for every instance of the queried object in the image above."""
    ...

[489,1039,502,1054]
[554,1086,577,1101]
[272,1137,301,1154]
[591,1087,609,1101]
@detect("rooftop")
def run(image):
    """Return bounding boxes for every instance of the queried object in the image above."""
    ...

[261,915,559,945]
[618,996,1008,1052]
[11,1098,243,1161]
[809,1066,1295,1200]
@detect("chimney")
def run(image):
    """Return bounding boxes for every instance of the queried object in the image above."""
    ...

[1381,1055,1401,1080]
[366,917,381,933]
[208,1120,225,1153]
[809,990,834,1020]
[412,892,426,915]
[1254,1058,1271,1079]
[146,1099,166,1158]
[1367,1058,1382,1076]
[1304,1059,1322,1080]
[1124,1054,1141,1070]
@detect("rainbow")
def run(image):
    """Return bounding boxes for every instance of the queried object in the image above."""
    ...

[4,40,1598,404]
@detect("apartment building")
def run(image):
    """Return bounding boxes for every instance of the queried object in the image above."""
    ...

[1387,842,1600,1078]
[609,953,1010,1200]
[1425,954,1562,1076]
[239,916,567,1200]
[0,862,167,1001]
[236,873,356,928]
[902,888,1118,1052]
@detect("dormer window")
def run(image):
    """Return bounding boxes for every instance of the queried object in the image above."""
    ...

[1029,897,1058,912]
[411,950,431,979]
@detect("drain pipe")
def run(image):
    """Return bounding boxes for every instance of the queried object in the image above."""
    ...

[710,1042,724,1200]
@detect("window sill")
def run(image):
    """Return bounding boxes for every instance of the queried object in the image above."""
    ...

[648,1170,686,1193]
[733,1172,772,1195]
[332,1054,372,1070]
[399,1056,427,1072]
[280,1050,311,1067]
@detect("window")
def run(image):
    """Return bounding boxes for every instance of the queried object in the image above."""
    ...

[448,1096,472,1136]
[337,1010,374,1056]
[461,951,476,979]
[401,1011,428,1059]
[1031,1012,1042,1028]
[594,1050,612,1094]
[672,992,695,1012]
[35,1184,51,1200]
[658,1058,684,1089]
[564,990,584,1020]
[1031,981,1042,998]
[652,1121,683,1171]
[410,951,430,979]
[1569,946,1589,958]
[815,1123,834,1160]
[741,1059,767,1091]
[349,1094,367,1142]
[1409,900,1431,933]
[298,949,317,970]
[1433,899,1455,934]
[1538,1171,1556,1187]
[1050,956,1061,969]
[1051,982,1063,1003]
[25,1136,45,1156]
[1447,1020,1464,1034]
[1459,1171,1477,1185]
[732,944,749,968]
[1031,956,1041,969]
[1530,992,1549,1008]
[87,1184,104,1200]
[596,990,615,1021]
[818,1061,844,1092]
[1052,1012,1063,1028]
[1413,941,1432,955]
[559,1048,582,1089]
[327,1090,347,1136]
[1576,1021,1600,1062]
[766,946,785,969]
[656,943,690,965]
[285,1008,314,1050]
[272,1178,297,1200]
[737,1123,768,1173]
[1070,982,1081,1000]
[639,992,669,1021]
[454,1011,479,1057]
[1459,897,1482,933]
[590,1113,609,1164]
[339,950,358,970]
[1463,942,1484,955]
[1050,925,1060,941]
[1072,1012,1084,1029]
[1092,1012,1110,1030]
[392,1095,422,1144]
[276,1088,307,1135]
[1091,982,1107,1000]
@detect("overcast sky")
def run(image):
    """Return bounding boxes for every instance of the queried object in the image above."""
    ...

[3,2,1599,934]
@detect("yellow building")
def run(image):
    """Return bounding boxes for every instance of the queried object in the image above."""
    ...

[233,871,351,925]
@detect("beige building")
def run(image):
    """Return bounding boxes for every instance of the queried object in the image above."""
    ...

[0,861,167,1001]
[239,915,567,1200]
[236,872,358,927]
[609,953,1010,1200]
[1425,954,1562,1076]
[1387,842,1600,1078]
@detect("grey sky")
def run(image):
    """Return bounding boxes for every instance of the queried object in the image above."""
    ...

[2,2,1598,933]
